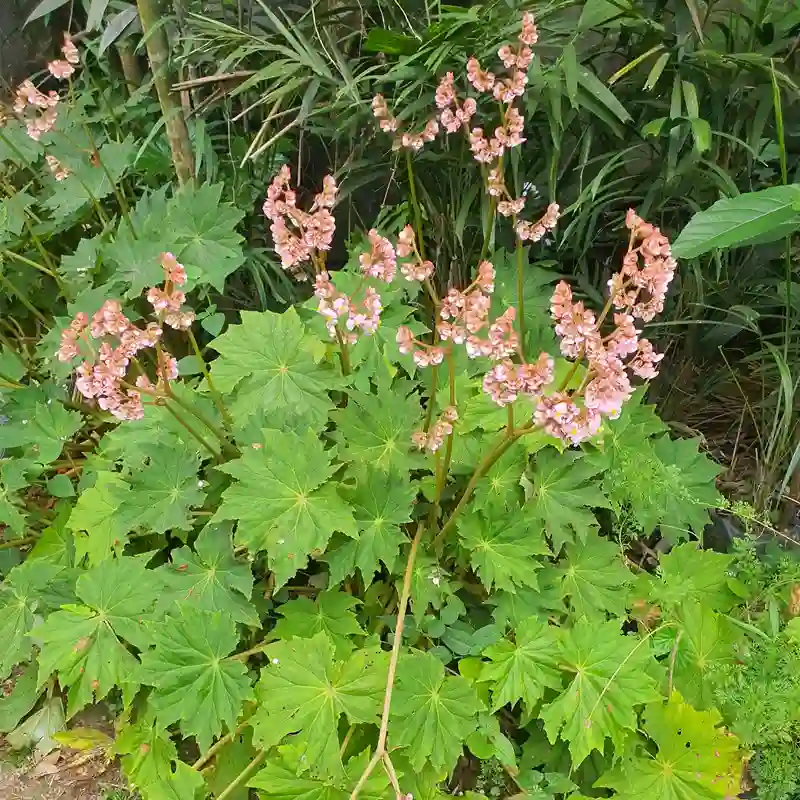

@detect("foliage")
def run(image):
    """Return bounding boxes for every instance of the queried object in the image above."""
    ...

[0,4,798,800]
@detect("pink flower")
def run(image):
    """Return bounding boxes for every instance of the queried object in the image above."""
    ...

[435,73,457,109]
[62,34,80,65]
[605,313,639,358]
[584,357,632,419]
[397,225,416,258]
[492,71,527,103]
[402,258,434,282]
[57,313,88,361]
[467,57,496,92]
[161,252,187,286]
[628,338,664,379]
[519,12,539,46]
[48,60,74,80]
[498,198,525,217]
[476,261,495,294]
[518,352,554,395]
[360,229,397,282]
[91,300,131,338]
[517,203,560,242]
[45,154,70,181]
[314,175,337,209]
[372,94,398,132]
[396,326,415,354]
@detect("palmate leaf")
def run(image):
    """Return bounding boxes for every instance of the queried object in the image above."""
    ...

[672,601,738,709]
[272,590,364,657]
[137,606,254,751]
[34,557,161,716]
[120,442,206,535]
[472,440,528,511]
[392,650,483,774]
[325,467,416,583]
[158,523,258,626]
[114,717,206,800]
[249,746,391,800]
[209,308,335,433]
[539,618,662,766]
[67,472,132,565]
[330,379,423,474]
[526,448,609,551]
[251,633,387,778]
[597,692,746,800]
[479,616,563,713]
[0,559,64,679]
[650,543,736,612]
[554,532,632,621]
[458,505,549,593]
[0,401,82,463]
[215,429,357,588]
[0,461,29,535]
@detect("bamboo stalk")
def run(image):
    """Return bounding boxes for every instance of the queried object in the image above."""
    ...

[135,0,195,184]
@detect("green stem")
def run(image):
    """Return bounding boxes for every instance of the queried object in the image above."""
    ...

[187,328,233,429]
[429,350,457,529]
[478,197,497,264]
[163,402,222,461]
[515,233,525,360]
[2,248,62,284]
[334,327,351,376]
[216,751,267,800]
[166,389,239,459]
[405,149,425,261]
[507,404,514,436]
[0,535,38,550]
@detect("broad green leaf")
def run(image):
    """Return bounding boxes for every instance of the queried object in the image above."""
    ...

[458,506,549,593]
[324,467,416,583]
[331,379,423,474]
[526,449,608,551]
[209,308,335,432]
[35,557,161,715]
[121,442,205,534]
[251,633,387,777]
[68,472,132,565]
[6,696,65,755]
[651,543,736,611]
[0,461,29,535]
[167,182,245,291]
[472,441,527,511]
[597,692,746,800]
[555,532,631,621]
[0,560,64,679]
[28,508,74,568]
[114,717,207,800]
[672,602,737,709]
[250,746,391,800]
[215,429,357,588]
[138,606,254,751]
[672,185,800,258]
[159,523,257,626]
[0,662,41,733]
[207,728,257,800]
[540,618,662,766]
[479,617,562,713]
[98,8,139,55]
[392,650,483,773]
[0,191,34,242]
[272,590,363,656]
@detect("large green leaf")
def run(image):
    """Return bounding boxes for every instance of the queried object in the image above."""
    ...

[0,401,81,463]
[158,523,257,626]
[539,618,662,765]
[330,379,423,474]
[0,560,64,679]
[391,650,483,773]
[526,448,609,551]
[458,506,549,593]
[479,616,563,713]
[138,606,254,750]
[272,590,364,656]
[209,308,335,432]
[67,472,132,566]
[672,185,800,258]
[324,467,416,583]
[251,633,387,778]
[121,442,206,535]
[215,429,357,588]
[555,532,632,621]
[597,692,746,800]
[249,746,390,800]
[34,557,161,715]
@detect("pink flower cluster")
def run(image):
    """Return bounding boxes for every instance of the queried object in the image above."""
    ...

[413,406,458,453]
[435,72,477,134]
[533,209,674,444]
[517,203,560,242]
[45,154,70,181]
[146,252,194,330]
[57,254,191,421]
[47,33,79,80]
[371,94,439,151]
[609,209,678,322]
[314,271,383,342]
[262,166,337,277]
[13,34,79,141]
[396,225,434,282]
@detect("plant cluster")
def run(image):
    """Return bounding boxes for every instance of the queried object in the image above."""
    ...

[0,5,799,800]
